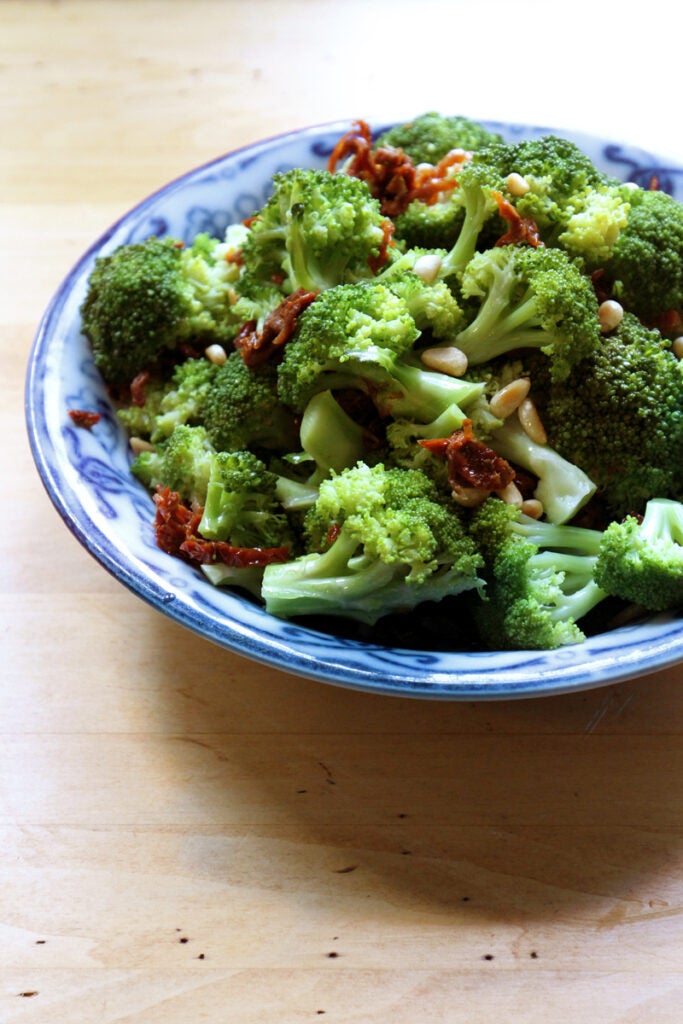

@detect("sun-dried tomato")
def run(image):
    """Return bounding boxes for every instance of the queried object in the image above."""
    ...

[646,308,683,336]
[153,487,202,560]
[420,420,515,494]
[153,487,290,568]
[180,536,290,568]
[492,190,541,248]
[67,409,101,429]
[328,119,467,218]
[235,289,318,368]
[129,370,151,408]
[368,218,395,273]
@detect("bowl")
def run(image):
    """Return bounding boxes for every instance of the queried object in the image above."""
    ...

[25,117,683,700]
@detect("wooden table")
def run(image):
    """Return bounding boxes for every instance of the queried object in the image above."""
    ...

[4,3,683,1020]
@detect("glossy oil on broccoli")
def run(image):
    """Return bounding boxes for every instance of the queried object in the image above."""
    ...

[261,462,484,624]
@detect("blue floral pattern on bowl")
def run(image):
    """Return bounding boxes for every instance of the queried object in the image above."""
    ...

[25,119,683,699]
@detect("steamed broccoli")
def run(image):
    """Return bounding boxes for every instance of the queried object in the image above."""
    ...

[556,182,632,267]
[452,244,601,381]
[537,312,683,517]
[469,497,607,650]
[117,355,219,443]
[377,254,465,339]
[131,424,216,507]
[603,186,683,321]
[240,167,388,294]
[202,351,299,454]
[437,156,507,279]
[261,462,484,624]
[594,498,683,612]
[198,449,293,547]
[274,390,370,512]
[374,112,503,165]
[486,135,610,239]
[276,281,484,423]
[80,234,239,386]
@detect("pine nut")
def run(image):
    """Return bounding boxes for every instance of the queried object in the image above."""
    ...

[518,397,547,445]
[673,337,683,360]
[413,253,443,284]
[598,299,624,333]
[205,343,228,365]
[129,436,156,455]
[497,480,524,507]
[451,484,489,508]
[520,498,544,519]
[489,377,530,420]
[421,345,468,377]
[507,172,530,197]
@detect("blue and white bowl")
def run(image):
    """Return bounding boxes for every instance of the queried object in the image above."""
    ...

[25,118,683,699]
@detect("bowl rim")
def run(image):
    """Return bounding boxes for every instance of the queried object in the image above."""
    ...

[25,117,683,700]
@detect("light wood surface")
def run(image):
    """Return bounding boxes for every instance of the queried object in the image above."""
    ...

[4,2,683,1021]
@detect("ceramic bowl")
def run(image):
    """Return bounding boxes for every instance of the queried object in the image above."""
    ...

[25,118,683,699]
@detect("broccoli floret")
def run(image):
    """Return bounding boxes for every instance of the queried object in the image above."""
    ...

[275,390,370,512]
[202,351,299,454]
[594,498,683,611]
[377,253,465,339]
[81,234,240,386]
[277,280,484,424]
[197,449,293,548]
[538,312,683,517]
[437,156,507,279]
[452,244,600,381]
[132,424,216,507]
[489,135,610,238]
[240,168,387,294]
[469,498,607,650]
[261,462,484,624]
[556,183,632,267]
[375,112,503,165]
[393,197,466,251]
[603,186,683,321]
[116,374,170,438]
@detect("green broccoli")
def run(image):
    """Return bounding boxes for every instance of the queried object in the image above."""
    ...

[80,234,239,386]
[486,135,611,239]
[376,252,465,339]
[537,312,683,517]
[202,351,299,455]
[556,182,632,267]
[603,186,683,321]
[131,424,216,507]
[276,280,484,423]
[261,462,484,624]
[274,390,370,512]
[374,112,503,165]
[197,449,293,549]
[451,244,601,381]
[240,167,388,294]
[437,156,507,279]
[593,498,683,612]
[469,498,607,650]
